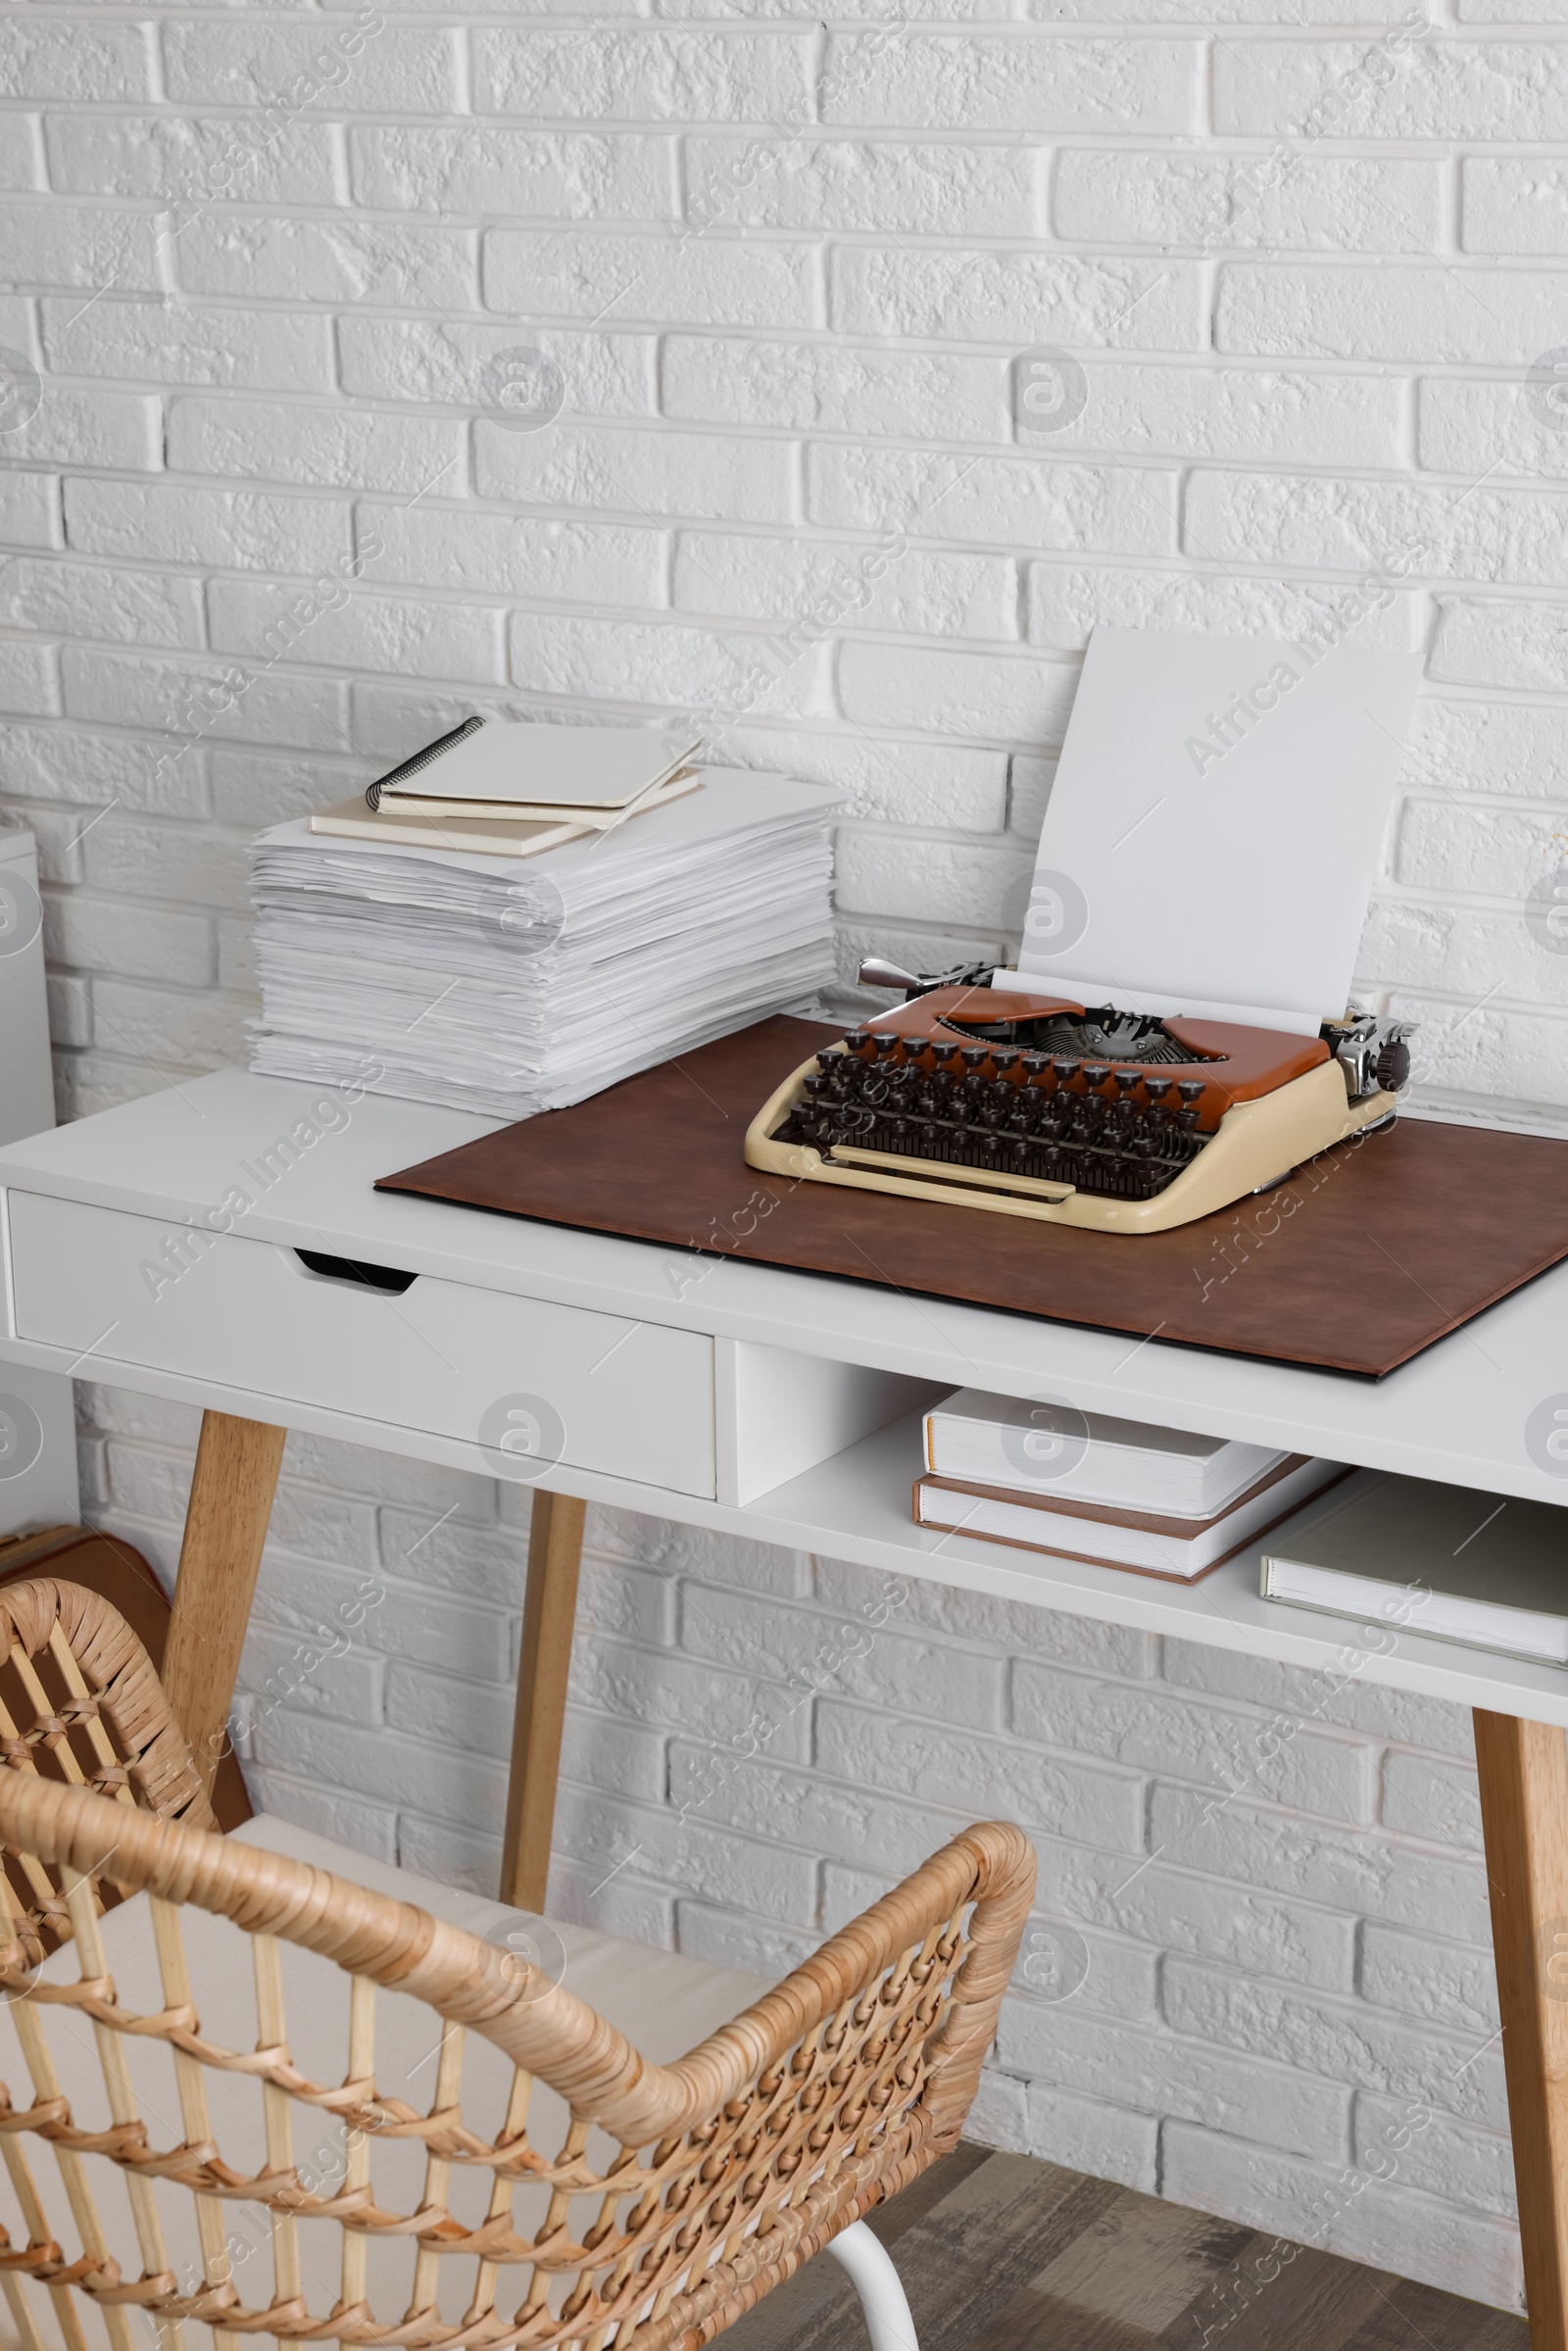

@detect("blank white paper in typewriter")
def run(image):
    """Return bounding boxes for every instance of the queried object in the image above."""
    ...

[995,625,1423,1037]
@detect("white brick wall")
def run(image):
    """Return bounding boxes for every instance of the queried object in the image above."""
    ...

[2,0,1559,2309]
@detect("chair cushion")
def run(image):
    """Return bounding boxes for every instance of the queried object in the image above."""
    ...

[0,1810,773,2346]
[233,1811,774,2065]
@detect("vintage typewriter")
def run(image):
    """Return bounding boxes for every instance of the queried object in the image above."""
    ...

[745,958,1412,1236]
[746,626,1424,1237]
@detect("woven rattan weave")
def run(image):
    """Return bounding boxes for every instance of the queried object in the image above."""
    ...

[0,1579,1034,2351]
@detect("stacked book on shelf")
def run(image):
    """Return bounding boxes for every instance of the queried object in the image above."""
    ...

[915,1388,1345,1583]
[249,721,837,1121]
[1260,1470,1568,1664]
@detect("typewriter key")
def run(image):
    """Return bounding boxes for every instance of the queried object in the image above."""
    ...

[960,1046,989,1070]
[871,1032,900,1055]
[1144,1075,1171,1102]
[1083,1062,1111,1090]
[1175,1080,1206,1133]
[1052,1056,1082,1084]
[1114,1068,1141,1097]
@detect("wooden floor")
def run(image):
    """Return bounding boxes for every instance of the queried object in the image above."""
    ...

[722,2147,1527,2351]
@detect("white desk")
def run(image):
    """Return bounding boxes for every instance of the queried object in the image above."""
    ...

[3,1065,1567,2345]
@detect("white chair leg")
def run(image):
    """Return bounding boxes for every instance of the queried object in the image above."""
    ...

[825,2221,919,2351]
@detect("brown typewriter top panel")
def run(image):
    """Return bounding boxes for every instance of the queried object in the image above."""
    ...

[865,986,1328,1116]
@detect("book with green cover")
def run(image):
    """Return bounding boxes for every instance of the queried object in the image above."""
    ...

[1261,1469,1568,1663]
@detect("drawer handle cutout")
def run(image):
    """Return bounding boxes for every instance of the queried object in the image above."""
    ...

[294,1249,417,1296]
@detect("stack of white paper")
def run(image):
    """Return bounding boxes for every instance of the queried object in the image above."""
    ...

[248,771,838,1120]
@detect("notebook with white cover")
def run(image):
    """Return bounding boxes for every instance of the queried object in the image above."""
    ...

[368,719,701,813]
[916,1455,1345,1582]
[1261,1470,1568,1664]
[992,625,1423,1035]
[923,1387,1285,1518]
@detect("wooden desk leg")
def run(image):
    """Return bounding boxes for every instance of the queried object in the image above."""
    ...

[163,1411,287,1798]
[500,1489,586,1912]
[1475,1708,1568,2348]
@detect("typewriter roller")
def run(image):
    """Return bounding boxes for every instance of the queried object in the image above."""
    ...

[744,971,1413,1237]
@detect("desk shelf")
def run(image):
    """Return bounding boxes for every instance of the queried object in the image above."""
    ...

[718,1413,1568,1733]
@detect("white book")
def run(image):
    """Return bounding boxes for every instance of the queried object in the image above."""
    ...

[1262,1470,1568,1664]
[915,1456,1346,1582]
[923,1387,1286,1517]
[370,718,701,813]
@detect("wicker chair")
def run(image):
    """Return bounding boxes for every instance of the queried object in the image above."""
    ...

[0,1578,1035,2351]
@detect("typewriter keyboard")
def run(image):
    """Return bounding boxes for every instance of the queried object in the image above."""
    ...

[775,1033,1214,1202]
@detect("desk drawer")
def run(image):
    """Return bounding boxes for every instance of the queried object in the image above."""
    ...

[8,1194,715,1497]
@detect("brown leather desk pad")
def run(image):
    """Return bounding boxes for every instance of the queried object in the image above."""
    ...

[377,1014,1568,1378]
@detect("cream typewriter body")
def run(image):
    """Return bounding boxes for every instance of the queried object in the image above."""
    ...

[745,967,1413,1237]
